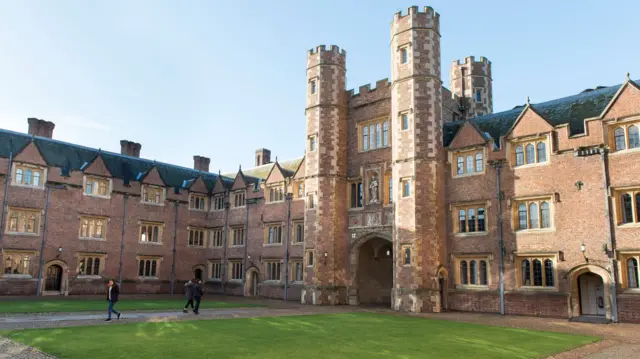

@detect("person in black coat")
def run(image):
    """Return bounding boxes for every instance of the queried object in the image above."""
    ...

[183,279,195,313]
[193,279,204,315]
[106,279,121,322]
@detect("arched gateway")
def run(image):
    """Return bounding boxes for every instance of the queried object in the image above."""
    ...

[348,232,393,306]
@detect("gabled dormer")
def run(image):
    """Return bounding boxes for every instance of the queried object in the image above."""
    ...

[229,166,247,208]
[11,140,48,190]
[265,161,286,203]
[187,176,209,211]
[601,76,640,153]
[81,153,113,199]
[504,102,553,169]
[447,121,489,178]
[211,172,230,211]
[138,166,167,206]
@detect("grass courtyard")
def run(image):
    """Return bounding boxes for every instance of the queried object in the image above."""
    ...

[0,299,262,314]
[4,312,599,359]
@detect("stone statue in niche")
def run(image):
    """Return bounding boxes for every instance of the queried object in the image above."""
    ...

[369,174,379,204]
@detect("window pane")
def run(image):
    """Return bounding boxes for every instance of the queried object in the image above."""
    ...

[403,181,410,197]
[138,260,144,276]
[151,260,157,276]
[537,142,547,162]
[33,172,40,186]
[518,204,528,230]
[476,90,481,102]
[16,169,23,184]
[525,144,535,164]
[466,156,473,174]
[383,121,389,147]
[25,170,32,185]
[388,178,393,203]
[636,193,640,223]
[87,258,93,275]
[629,126,640,149]
[544,259,554,287]
[515,146,524,166]
[540,202,551,228]
[622,194,633,223]
[363,127,368,151]
[475,153,483,172]
[468,209,476,232]
[533,259,543,286]
[402,114,409,130]
[615,127,626,151]
[529,203,539,229]
[369,125,375,149]
[460,261,468,285]
[521,260,531,286]
[480,260,488,285]
[145,260,151,277]
[627,258,639,288]
[457,157,464,175]
[478,208,485,232]
[458,210,466,233]
[94,258,100,276]
[404,248,411,265]
[469,260,477,285]
[376,123,382,148]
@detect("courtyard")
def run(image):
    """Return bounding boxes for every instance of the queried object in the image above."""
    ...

[0,296,637,359]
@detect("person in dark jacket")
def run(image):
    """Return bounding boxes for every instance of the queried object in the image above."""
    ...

[193,279,204,315]
[106,279,121,322]
[183,279,195,313]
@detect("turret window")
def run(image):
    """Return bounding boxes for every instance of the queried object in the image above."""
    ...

[310,80,317,94]
[400,47,408,64]
[475,89,482,102]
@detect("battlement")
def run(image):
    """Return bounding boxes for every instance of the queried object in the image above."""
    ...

[451,56,491,67]
[347,78,391,97]
[308,44,346,56]
[393,6,439,21]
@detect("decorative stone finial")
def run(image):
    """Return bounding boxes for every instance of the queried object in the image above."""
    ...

[275,156,278,162]
[239,164,242,171]
[526,96,530,105]
[626,72,631,81]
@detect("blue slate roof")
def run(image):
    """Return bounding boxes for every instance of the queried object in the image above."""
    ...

[443,80,635,147]
[0,129,225,192]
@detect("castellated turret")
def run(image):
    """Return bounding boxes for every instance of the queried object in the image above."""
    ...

[449,56,493,119]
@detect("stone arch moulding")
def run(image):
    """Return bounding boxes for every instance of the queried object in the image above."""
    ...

[40,259,70,296]
[349,231,393,251]
[348,231,393,306]
[244,266,260,297]
[567,263,613,320]
[192,264,207,281]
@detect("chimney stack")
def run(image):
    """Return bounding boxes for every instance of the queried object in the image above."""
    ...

[120,140,142,157]
[255,148,271,166]
[193,156,210,172]
[27,118,55,138]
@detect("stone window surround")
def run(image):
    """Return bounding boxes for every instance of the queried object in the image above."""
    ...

[401,244,412,267]
[2,249,36,278]
[453,253,492,289]
[608,116,640,153]
[231,190,246,208]
[398,109,411,132]
[210,228,224,248]
[397,42,411,64]
[230,226,245,247]
[450,200,490,237]
[290,259,304,282]
[449,146,486,179]
[612,186,640,227]
[357,116,391,152]
[263,260,282,282]
[266,183,285,203]
[264,222,283,246]
[208,259,222,281]
[513,252,559,291]
[83,175,112,199]
[308,76,318,96]
[508,134,551,169]
[400,177,412,198]
[617,250,640,291]
[308,134,317,153]
[187,226,209,248]
[141,184,166,206]
[78,215,109,241]
[76,252,106,278]
[138,221,164,245]
[508,194,555,233]
[212,194,226,211]
[228,260,244,281]
[136,255,162,280]
[189,192,208,211]
[5,207,42,236]
[293,221,304,245]
[11,162,47,190]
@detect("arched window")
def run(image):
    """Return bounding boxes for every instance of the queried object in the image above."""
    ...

[533,259,543,286]
[544,259,554,287]
[297,224,303,243]
[458,210,466,233]
[469,260,477,285]
[614,127,626,151]
[87,258,93,275]
[475,153,483,172]
[457,157,464,175]
[362,126,369,151]
[627,258,639,288]
[529,203,539,229]
[629,125,640,149]
[477,208,485,232]
[480,260,488,285]
[525,144,535,164]
[537,142,547,162]
[15,169,23,184]
[369,124,375,149]
[460,261,468,285]
[621,194,633,223]
[138,260,145,276]
[404,248,411,265]
[33,172,40,186]
[518,204,528,230]
[466,155,473,173]
[145,260,151,277]
[468,209,476,232]
[540,202,551,228]
[515,146,524,166]
[521,259,531,286]
[24,169,32,185]
[376,123,382,148]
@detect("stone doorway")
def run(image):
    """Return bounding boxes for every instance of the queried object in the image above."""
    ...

[569,264,613,321]
[193,267,204,282]
[351,236,393,306]
[579,273,605,317]
[45,265,62,292]
[41,260,69,295]
[244,268,259,297]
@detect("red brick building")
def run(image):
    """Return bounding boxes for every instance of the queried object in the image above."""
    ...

[2,6,640,323]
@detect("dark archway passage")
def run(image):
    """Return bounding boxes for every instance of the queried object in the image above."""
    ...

[45,264,62,292]
[356,238,393,306]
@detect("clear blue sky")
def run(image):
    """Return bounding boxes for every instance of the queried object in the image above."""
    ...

[1,1,638,173]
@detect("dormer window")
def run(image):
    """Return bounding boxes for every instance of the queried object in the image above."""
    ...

[84,176,111,198]
[513,139,548,167]
[452,149,485,178]
[612,124,640,152]
[189,193,207,211]
[142,185,165,205]
[232,191,246,208]
[268,185,285,203]
[12,163,45,189]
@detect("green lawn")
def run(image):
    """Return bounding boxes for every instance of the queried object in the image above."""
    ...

[5,313,598,359]
[0,299,262,314]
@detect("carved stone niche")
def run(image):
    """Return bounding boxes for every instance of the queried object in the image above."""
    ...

[366,212,382,227]
[365,168,381,205]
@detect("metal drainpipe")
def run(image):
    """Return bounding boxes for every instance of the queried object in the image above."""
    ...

[284,193,292,301]
[492,159,506,315]
[0,151,13,249]
[222,197,230,293]
[242,198,250,288]
[170,200,179,295]
[601,149,619,323]
[117,194,128,288]
[36,185,53,296]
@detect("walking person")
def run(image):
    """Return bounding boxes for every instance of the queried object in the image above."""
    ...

[193,279,204,315]
[183,279,195,313]
[106,279,121,322]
